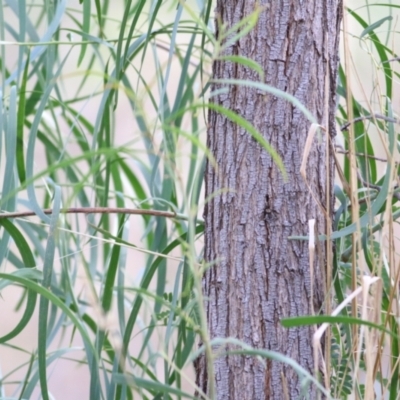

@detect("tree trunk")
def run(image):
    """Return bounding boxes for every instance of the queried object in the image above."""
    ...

[197,1,342,399]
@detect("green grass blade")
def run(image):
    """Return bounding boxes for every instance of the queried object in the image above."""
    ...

[113,374,198,399]
[0,86,17,265]
[16,49,30,184]
[360,15,393,38]
[77,0,91,66]
[348,8,393,99]
[0,219,37,343]
[37,182,61,400]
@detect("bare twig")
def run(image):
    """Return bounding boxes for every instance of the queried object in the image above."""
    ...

[382,57,400,64]
[335,148,388,163]
[0,207,186,221]
[355,162,400,202]
[333,143,400,201]
[341,113,399,131]
[356,170,382,192]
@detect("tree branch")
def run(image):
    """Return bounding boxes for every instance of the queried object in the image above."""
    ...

[0,207,188,221]
[340,113,399,131]
[335,148,388,162]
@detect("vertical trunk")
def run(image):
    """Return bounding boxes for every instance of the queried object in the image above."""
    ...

[197,1,342,399]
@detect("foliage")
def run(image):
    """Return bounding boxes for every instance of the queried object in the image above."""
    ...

[0,0,399,399]
[284,2,400,399]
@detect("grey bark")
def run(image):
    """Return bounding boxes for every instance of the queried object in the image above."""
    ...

[196,1,342,399]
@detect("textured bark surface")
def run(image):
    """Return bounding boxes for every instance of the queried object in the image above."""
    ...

[197,1,342,399]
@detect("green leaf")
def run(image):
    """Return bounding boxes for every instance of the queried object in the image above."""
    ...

[77,0,91,65]
[217,55,264,79]
[38,182,62,400]
[360,16,393,38]
[113,374,197,399]
[0,219,37,343]
[348,8,393,99]
[16,49,30,184]
[282,315,396,338]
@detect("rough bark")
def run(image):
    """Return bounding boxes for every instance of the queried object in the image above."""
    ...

[196,1,342,399]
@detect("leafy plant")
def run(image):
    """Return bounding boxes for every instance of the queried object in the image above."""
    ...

[284,3,400,399]
[1,1,399,399]
[0,1,297,399]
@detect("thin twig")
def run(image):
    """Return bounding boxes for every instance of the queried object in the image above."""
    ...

[341,113,399,131]
[334,144,400,202]
[356,163,400,202]
[356,170,382,192]
[335,148,388,163]
[382,57,400,64]
[0,207,186,220]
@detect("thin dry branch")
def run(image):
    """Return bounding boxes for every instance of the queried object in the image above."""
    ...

[335,148,388,163]
[0,207,184,220]
[341,113,399,131]
[383,57,400,63]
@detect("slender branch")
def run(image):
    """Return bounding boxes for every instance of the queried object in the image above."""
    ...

[340,113,399,131]
[0,207,187,220]
[335,148,388,163]
[356,170,382,192]
[334,141,400,203]
[383,57,400,64]
[341,206,400,262]
[353,161,400,202]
